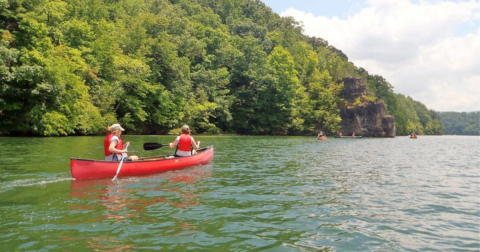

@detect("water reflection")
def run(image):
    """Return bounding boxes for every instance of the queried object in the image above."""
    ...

[66,165,212,250]
[1,136,478,251]
[70,165,212,216]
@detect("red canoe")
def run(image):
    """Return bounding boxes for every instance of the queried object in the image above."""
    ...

[70,145,214,180]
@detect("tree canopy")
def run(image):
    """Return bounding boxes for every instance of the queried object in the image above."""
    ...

[0,0,443,136]
[437,111,479,135]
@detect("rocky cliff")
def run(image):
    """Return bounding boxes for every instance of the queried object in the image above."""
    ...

[338,77,395,137]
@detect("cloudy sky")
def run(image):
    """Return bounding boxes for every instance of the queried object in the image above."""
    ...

[261,0,480,112]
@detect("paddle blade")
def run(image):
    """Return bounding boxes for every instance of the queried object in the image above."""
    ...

[143,142,166,150]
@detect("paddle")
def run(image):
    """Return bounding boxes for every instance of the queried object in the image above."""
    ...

[143,142,168,151]
[112,143,129,181]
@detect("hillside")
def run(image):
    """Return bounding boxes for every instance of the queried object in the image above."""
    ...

[437,111,479,135]
[0,0,443,136]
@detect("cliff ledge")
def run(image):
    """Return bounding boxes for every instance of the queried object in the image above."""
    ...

[338,77,395,137]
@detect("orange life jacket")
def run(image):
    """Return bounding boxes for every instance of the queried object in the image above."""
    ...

[178,133,193,151]
[104,133,123,156]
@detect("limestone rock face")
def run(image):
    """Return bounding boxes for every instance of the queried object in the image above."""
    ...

[341,77,368,101]
[338,77,396,137]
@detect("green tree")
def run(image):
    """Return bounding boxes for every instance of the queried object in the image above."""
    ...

[293,50,342,134]
[0,0,443,136]
[438,111,478,135]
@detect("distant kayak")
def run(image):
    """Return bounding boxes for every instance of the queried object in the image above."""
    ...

[333,135,363,138]
[317,136,327,141]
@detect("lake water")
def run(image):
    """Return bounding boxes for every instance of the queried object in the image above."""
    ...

[0,135,479,251]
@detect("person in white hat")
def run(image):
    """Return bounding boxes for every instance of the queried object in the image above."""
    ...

[169,124,201,157]
[103,123,138,161]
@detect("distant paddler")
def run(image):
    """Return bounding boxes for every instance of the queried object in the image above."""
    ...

[317,131,327,140]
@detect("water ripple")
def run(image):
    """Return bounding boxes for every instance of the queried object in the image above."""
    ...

[0,136,479,251]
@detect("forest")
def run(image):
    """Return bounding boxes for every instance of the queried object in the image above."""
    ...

[437,111,479,135]
[0,0,443,136]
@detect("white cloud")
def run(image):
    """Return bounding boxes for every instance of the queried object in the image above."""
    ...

[281,0,480,111]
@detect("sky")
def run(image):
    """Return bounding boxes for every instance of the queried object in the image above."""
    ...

[260,0,480,112]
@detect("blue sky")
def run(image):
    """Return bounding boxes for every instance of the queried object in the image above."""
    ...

[262,0,366,18]
[261,0,480,112]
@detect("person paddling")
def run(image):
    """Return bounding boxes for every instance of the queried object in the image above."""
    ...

[104,123,138,162]
[169,125,200,157]
[317,131,325,140]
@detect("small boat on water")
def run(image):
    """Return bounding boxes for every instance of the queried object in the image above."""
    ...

[70,145,214,180]
[333,135,363,139]
[317,131,327,141]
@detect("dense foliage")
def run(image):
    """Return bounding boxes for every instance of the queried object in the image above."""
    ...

[0,0,442,136]
[437,111,479,135]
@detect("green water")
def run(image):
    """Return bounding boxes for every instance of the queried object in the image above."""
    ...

[0,135,479,251]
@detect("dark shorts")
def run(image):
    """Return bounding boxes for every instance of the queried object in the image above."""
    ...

[106,154,133,162]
